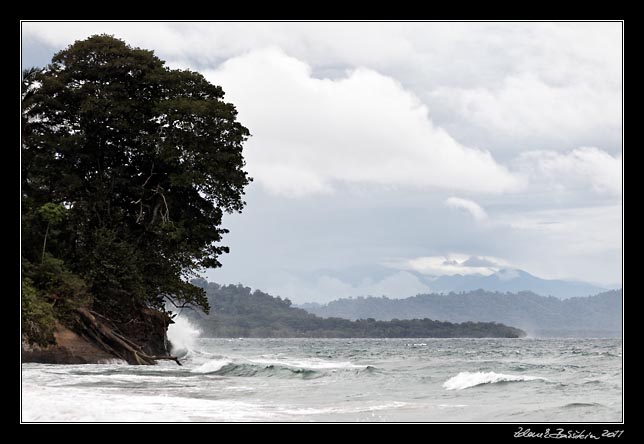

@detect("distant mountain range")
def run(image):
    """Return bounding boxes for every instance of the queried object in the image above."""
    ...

[419,268,609,299]
[299,289,622,337]
[288,265,613,302]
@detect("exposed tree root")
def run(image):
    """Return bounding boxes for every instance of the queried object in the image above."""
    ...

[75,308,181,365]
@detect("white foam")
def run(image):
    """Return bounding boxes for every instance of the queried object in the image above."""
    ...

[248,357,363,370]
[21,382,274,422]
[96,359,128,365]
[443,371,550,390]
[167,316,201,355]
[282,401,409,416]
[191,359,232,374]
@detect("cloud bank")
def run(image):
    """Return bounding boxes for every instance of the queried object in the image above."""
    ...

[22,22,622,295]
[514,147,622,196]
[205,48,521,197]
[445,197,488,221]
[405,254,507,276]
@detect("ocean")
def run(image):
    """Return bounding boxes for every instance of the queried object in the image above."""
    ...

[21,318,622,422]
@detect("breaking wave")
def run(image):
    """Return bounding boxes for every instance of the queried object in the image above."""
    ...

[189,356,375,379]
[193,361,321,379]
[443,371,550,390]
[167,316,201,357]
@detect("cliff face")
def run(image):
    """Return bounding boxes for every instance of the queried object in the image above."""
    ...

[22,322,117,364]
[22,308,172,365]
[116,307,171,357]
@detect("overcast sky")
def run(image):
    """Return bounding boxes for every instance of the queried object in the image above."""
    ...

[21,22,623,303]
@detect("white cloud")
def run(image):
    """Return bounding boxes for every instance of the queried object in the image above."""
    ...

[205,48,520,197]
[21,22,622,290]
[22,22,621,156]
[403,254,507,276]
[462,256,499,267]
[430,72,621,151]
[445,197,488,221]
[263,271,431,303]
[21,22,416,69]
[514,147,622,196]
[254,165,333,198]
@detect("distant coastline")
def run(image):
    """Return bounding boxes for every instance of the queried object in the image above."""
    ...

[299,289,622,338]
[183,280,525,339]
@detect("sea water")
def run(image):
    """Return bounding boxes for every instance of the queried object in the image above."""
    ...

[21,319,622,422]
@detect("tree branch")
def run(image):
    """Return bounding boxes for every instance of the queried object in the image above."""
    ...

[76,308,181,366]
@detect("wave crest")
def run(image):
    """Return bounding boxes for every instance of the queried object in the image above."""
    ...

[189,357,375,379]
[208,362,321,378]
[192,359,233,374]
[443,371,550,390]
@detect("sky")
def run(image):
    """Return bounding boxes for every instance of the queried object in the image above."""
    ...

[21,22,623,303]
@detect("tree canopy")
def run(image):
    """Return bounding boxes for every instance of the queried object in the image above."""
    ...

[22,35,251,344]
[183,280,526,338]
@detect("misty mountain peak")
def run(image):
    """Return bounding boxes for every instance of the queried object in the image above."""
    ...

[494,268,522,281]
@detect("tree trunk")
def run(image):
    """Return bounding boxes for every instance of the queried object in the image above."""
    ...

[41,222,49,262]
[75,308,181,365]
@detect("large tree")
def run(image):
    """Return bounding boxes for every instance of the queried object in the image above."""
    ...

[22,35,251,339]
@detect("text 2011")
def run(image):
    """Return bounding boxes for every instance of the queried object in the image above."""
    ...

[515,427,624,439]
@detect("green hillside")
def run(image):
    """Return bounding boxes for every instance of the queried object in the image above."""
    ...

[182,280,525,338]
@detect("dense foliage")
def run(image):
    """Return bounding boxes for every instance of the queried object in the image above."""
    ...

[22,36,251,344]
[301,289,623,337]
[183,281,525,338]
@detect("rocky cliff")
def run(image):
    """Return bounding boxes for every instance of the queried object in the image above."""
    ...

[22,307,176,365]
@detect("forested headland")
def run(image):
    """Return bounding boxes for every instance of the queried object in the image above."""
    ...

[183,280,526,338]
[21,35,251,364]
